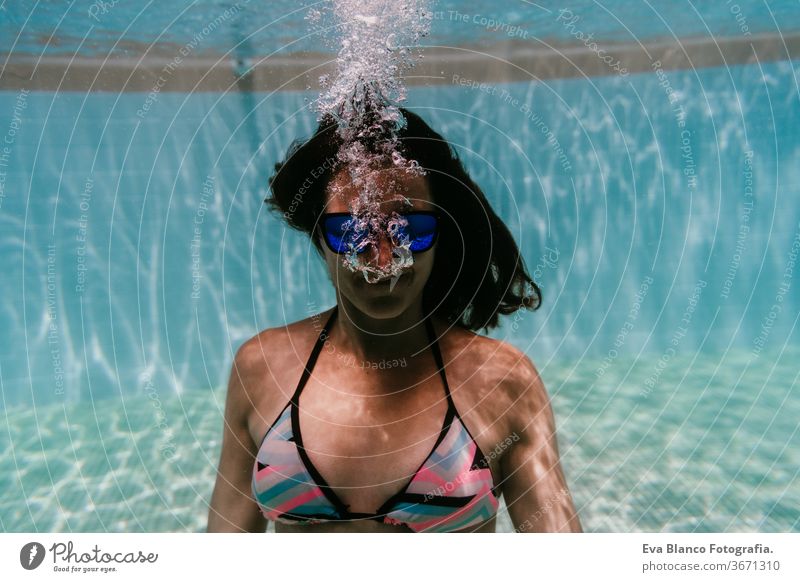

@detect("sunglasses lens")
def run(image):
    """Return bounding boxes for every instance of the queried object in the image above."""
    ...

[399,213,438,252]
[323,215,367,254]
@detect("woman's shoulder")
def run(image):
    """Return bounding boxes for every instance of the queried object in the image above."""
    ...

[232,309,335,401]
[437,322,547,432]
[238,308,335,358]
[436,321,537,381]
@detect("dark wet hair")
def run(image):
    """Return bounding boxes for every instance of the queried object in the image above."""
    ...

[264,107,541,332]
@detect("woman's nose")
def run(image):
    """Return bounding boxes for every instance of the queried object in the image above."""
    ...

[365,229,396,268]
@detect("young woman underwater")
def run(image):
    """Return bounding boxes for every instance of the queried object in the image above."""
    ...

[207,108,582,533]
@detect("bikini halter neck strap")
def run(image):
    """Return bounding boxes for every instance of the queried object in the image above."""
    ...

[292,304,453,404]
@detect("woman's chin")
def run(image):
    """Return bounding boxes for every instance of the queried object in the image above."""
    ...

[349,283,415,317]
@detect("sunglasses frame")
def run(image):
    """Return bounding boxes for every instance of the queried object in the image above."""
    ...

[318,210,441,255]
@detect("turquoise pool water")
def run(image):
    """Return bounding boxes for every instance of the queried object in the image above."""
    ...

[1,9,799,531]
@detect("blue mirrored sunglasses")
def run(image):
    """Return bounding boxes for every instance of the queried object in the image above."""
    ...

[319,211,440,255]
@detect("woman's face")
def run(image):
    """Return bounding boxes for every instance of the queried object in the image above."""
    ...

[318,166,437,320]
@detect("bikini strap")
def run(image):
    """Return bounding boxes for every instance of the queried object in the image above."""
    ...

[291,304,338,404]
[293,307,451,408]
[424,315,456,410]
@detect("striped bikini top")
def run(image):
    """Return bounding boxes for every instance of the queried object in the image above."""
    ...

[251,305,500,532]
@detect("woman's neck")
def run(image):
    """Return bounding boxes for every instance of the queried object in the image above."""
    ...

[330,293,435,366]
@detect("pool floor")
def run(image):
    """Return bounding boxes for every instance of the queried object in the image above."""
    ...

[1,346,797,532]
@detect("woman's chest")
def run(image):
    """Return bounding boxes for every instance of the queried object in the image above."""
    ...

[250,359,512,511]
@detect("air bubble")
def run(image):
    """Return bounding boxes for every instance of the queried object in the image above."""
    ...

[310,0,432,281]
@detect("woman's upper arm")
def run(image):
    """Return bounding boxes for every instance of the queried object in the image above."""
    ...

[499,354,582,533]
[206,340,268,533]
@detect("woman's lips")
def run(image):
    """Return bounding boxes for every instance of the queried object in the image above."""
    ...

[358,271,409,291]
